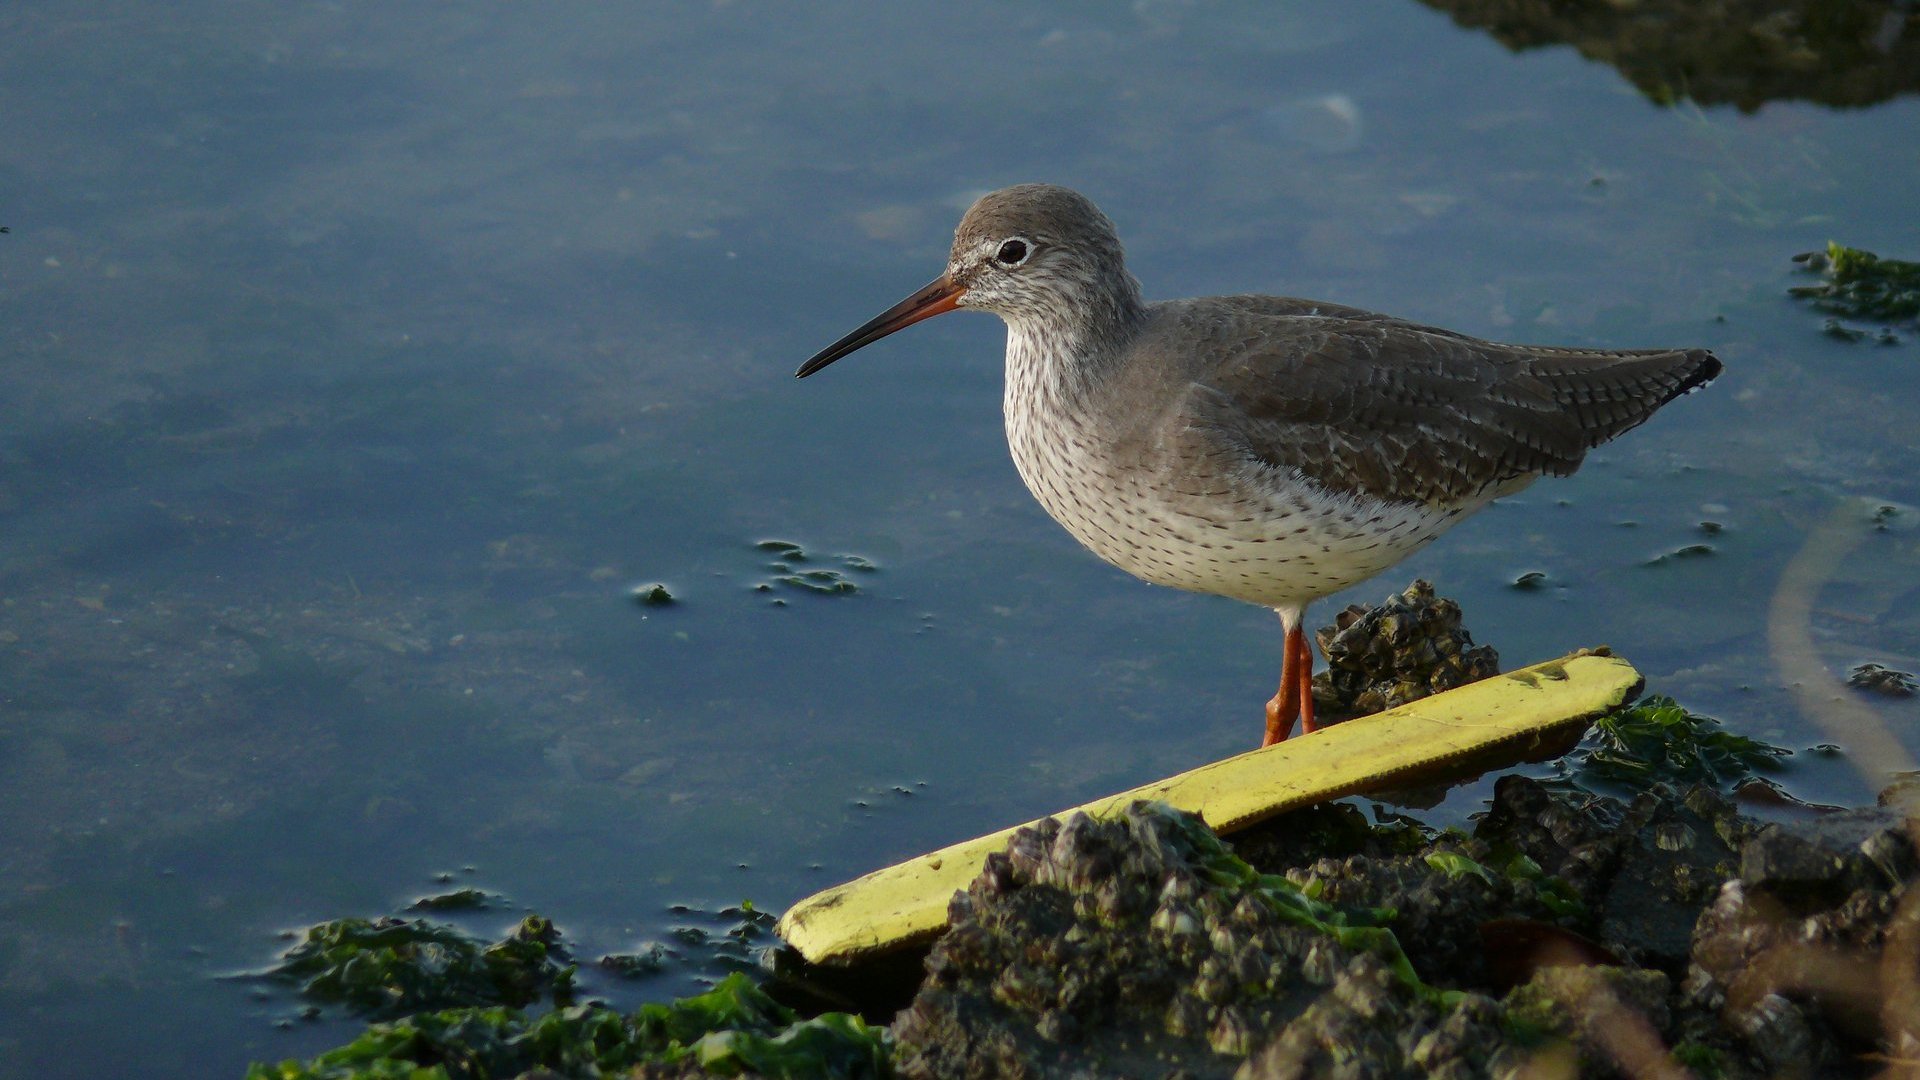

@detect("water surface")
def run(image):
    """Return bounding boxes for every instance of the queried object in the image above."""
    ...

[2,2,1917,1075]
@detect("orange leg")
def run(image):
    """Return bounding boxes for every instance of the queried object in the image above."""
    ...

[1297,627,1319,734]
[1263,634,1299,746]
[1263,620,1318,747]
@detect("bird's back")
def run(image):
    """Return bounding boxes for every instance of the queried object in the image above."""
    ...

[1124,295,1722,508]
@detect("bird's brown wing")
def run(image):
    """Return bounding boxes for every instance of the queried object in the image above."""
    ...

[1165,306,1721,507]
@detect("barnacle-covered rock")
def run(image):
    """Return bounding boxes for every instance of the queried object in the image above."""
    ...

[1285,834,1560,988]
[1237,955,1510,1080]
[892,802,1493,1078]
[1475,775,1749,969]
[1311,579,1500,718]
[1736,806,1916,907]
[893,798,1723,1078]
[1503,963,1674,1058]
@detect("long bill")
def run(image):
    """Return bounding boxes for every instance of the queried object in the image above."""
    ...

[795,273,966,378]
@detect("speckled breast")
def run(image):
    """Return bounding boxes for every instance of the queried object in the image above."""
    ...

[1002,372,1468,610]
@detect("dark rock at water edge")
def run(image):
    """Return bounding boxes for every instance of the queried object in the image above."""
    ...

[1311,579,1501,719]
[889,780,1920,1078]
[252,775,1920,1078]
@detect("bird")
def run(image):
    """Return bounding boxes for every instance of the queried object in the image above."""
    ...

[796,184,1721,746]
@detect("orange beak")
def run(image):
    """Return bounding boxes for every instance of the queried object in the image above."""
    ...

[795,273,966,378]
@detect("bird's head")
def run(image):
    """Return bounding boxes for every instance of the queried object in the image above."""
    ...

[796,184,1141,378]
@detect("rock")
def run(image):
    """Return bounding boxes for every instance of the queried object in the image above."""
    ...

[891,794,1773,1078]
[1235,956,1509,1080]
[1475,776,1748,971]
[892,803,1528,1078]
[1878,771,1920,816]
[1684,805,1920,1071]
[1502,964,1674,1068]
[1229,801,1429,875]
[1310,580,1500,718]
[1596,788,1748,970]
[1737,807,1915,908]
[1848,662,1917,697]
[1280,836,1553,989]
[259,768,1920,1078]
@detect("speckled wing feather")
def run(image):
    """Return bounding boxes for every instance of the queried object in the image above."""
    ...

[1160,298,1722,507]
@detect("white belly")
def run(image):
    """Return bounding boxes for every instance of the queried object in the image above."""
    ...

[1004,400,1474,609]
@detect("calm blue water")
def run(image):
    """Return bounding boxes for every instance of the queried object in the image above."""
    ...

[2,3,1917,1075]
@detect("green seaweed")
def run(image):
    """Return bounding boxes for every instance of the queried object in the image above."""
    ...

[635,972,890,1075]
[1499,853,1587,921]
[751,541,874,597]
[1425,851,1496,886]
[1791,242,1920,332]
[247,974,891,1080]
[1553,696,1789,793]
[1672,1040,1728,1078]
[265,914,574,1019]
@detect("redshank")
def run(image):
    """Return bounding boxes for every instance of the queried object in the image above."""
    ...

[797,185,1721,746]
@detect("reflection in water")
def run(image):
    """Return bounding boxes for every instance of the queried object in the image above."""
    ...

[1419,0,1920,110]
[1767,499,1918,780]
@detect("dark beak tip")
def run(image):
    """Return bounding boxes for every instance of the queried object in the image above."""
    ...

[792,274,962,385]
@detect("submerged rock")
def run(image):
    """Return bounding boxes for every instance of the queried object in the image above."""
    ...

[1849,661,1918,697]
[1311,579,1500,719]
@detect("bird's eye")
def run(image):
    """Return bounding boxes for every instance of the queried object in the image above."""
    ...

[995,239,1030,266]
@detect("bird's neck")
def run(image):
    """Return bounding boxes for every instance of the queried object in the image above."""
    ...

[1002,276,1146,407]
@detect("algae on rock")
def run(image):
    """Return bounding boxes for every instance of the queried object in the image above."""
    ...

[1550,695,1789,795]
[1792,242,1920,343]
[264,914,575,1019]
[247,972,892,1080]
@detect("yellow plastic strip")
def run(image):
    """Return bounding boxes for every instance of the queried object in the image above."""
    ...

[777,650,1641,965]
